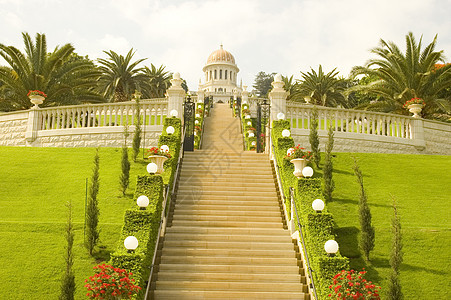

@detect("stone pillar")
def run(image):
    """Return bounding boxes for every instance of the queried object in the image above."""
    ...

[241,85,249,104]
[166,72,185,117]
[25,109,41,144]
[412,118,426,151]
[269,73,289,123]
[197,80,205,103]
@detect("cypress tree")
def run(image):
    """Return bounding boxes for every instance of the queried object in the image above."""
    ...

[119,126,130,196]
[132,99,142,162]
[387,198,403,300]
[309,107,320,168]
[323,125,335,202]
[59,201,75,300]
[85,148,100,255]
[353,157,375,261]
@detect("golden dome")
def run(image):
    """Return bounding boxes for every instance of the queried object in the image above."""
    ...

[207,44,235,64]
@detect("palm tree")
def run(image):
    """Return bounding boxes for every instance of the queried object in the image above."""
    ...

[297,65,347,107]
[349,32,451,120]
[142,64,172,98]
[97,49,149,102]
[282,75,301,101]
[0,32,102,111]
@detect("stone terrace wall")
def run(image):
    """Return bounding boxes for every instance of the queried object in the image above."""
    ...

[423,120,451,155]
[0,111,28,146]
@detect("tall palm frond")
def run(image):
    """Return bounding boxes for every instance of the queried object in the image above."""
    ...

[142,64,172,98]
[349,32,451,120]
[0,32,103,111]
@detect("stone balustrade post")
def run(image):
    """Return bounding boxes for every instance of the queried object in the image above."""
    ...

[269,73,289,124]
[166,72,185,117]
[412,118,426,150]
[241,85,249,104]
[25,109,41,144]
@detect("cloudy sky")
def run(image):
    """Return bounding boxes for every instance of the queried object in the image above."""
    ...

[1,0,450,91]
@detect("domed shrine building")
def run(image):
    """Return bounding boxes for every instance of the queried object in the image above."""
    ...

[199,44,241,103]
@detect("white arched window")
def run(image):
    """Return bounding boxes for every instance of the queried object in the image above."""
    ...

[225,70,228,80]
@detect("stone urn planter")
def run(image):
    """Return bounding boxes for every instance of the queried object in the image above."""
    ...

[148,155,168,174]
[290,158,308,178]
[408,104,423,118]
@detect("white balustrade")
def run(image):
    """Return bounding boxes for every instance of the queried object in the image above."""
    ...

[286,103,414,139]
[38,99,168,130]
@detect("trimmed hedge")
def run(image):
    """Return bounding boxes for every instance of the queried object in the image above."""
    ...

[272,120,349,299]
[194,103,205,149]
[110,118,182,299]
[110,175,164,299]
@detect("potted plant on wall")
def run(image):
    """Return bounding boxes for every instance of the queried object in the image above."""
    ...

[145,146,171,174]
[285,144,313,178]
[27,90,47,108]
[403,97,425,118]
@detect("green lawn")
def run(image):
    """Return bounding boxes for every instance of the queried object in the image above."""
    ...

[0,147,149,299]
[328,153,451,299]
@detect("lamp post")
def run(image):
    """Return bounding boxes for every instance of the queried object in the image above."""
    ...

[302,166,314,178]
[324,240,339,257]
[137,195,149,210]
[147,163,158,175]
[124,236,139,253]
[312,199,325,213]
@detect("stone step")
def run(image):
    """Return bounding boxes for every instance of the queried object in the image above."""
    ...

[159,255,299,266]
[178,174,275,181]
[174,204,280,212]
[157,263,301,274]
[152,289,307,299]
[154,280,305,292]
[163,233,292,243]
[165,226,288,236]
[173,209,281,217]
[177,186,276,193]
[162,240,294,251]
[173,198,279,206]
[176,190,278,197]
[171,214,282,223]
[178,178,275,185]
[180,169,273,176]
[170,220,283,228]
[156,271,302,282]
[161,247,297,258]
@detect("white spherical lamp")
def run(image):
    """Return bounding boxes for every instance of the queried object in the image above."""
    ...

[312,199,325,213]
[197,104,202,109]
[282,129,291,137]
[137,195,149,209]
[302,166,314,178]
[195,113,200,118]
[166,126,175,135]
[160,145,169,153]
[324,240,339,256]
[245,115,251,119]
[169,110,178,117]
[251,141,256,146]
[146,163,158,174]
[124,236,139,252]
[248,132,255,138]
[277,112,285,120]
[195,120,199,124]
[247,121,252,126]
[287,148,295,156]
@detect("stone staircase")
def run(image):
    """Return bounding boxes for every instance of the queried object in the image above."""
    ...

[150,103,309,299]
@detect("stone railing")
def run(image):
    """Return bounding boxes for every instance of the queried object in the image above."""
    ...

[0,98,168,147]
[284,102,451,155]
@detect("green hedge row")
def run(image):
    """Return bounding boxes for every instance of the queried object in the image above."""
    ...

[194,103,205,149]
[241,104,257,151]
[271,120,349,300]
[110,117,182,299]
[110,175,164,299]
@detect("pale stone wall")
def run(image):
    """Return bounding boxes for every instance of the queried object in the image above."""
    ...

[32,126,162,148]
[423,120,451,155]
[0,111,29,146]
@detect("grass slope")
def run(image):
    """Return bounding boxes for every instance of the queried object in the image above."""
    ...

[329,153,451,299]
[0,147,148,299]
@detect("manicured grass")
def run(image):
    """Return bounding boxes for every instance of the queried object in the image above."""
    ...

[0,147,148,299]
[327,153,451,299]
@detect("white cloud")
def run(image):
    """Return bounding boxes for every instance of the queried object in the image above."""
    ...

[97,34,133,58]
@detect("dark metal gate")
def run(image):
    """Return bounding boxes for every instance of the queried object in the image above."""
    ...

[256,98,270,153]
[183,95,195,151]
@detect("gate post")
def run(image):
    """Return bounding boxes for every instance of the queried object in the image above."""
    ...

[183,95,195,151]
[268,74,288,124]
[166,72,185,117]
